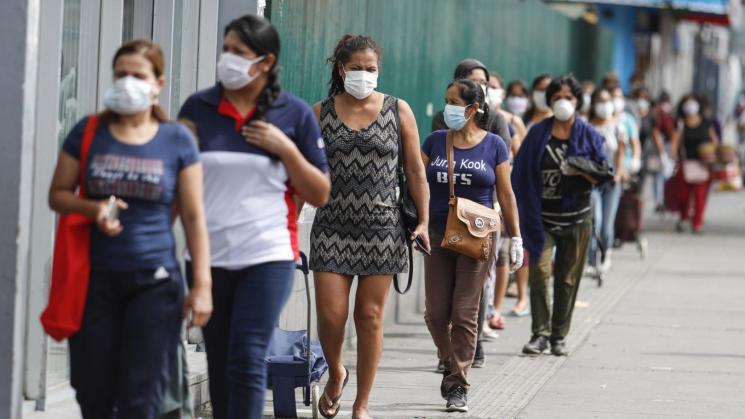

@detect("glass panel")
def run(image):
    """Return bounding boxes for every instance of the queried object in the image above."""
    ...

[49,0,84,387]
[122,0,153,41]
[58,0,82,145]
[122,0,134,40]
[169,0,184,118]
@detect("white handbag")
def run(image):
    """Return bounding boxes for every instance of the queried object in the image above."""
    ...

[682,160,710,184]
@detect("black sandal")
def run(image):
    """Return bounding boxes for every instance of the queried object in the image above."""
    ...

[319,366,350,419]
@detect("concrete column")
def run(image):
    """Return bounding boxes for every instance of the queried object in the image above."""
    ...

[0,0,40,418]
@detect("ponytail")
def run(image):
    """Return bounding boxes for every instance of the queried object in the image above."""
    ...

[225,15,282,122]
[449,78,490,130]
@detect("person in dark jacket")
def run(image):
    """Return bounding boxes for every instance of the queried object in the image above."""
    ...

[511,75,609,357]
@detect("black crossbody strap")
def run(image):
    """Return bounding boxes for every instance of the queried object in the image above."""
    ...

[392,97,413,294]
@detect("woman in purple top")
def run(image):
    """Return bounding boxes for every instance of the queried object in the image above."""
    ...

[421,79,522,412]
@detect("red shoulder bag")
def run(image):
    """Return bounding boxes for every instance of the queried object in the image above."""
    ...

[40,115,98,341]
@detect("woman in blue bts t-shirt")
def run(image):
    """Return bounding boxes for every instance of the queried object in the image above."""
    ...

[421,79,522,412]
[178,15,331,419]
[48,40,212,419]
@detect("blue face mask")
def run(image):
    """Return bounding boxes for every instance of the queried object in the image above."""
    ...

[444,104,472,130]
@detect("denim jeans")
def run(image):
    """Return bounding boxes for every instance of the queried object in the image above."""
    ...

[191,261,295,419]
[69,267,185,419]
[589,182,622,265]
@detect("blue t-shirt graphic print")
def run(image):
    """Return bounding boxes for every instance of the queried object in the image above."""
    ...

[422,130,509,234]
[62,117,200,271]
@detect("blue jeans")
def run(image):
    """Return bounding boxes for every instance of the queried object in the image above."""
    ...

[652,170,665,206]
[192,261,295,419]
[69,267,185,419]
[589,182,622,265]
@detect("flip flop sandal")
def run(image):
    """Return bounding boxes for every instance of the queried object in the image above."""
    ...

[320,366,350,419]
[509,308,530,317]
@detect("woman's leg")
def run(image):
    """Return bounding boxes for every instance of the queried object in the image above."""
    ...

[314,271,353,415]
[198,267,235,419]
[589,189,602,266]
[446,253,488,389]
[550,220,592,342]
[492,263,510,319]
[529,232,556,339]
[691,182,709,232]
[69,270,121,419]
[226,261,296,419]
[513,264,529,314]
[352,274,393,418]
[424,232,457,374]
[601,182,622,264]
[117,267,184,419]
[679,180,693,224]
[654,171,665,208]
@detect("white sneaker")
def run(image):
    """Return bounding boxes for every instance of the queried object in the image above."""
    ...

[584,265,598,277]
[600,256,612,273]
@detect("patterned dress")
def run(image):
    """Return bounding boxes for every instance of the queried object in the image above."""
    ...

[310,95,408,276]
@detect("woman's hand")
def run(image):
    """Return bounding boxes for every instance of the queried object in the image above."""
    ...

[509,237,524,272]
[242,121,296,158]
[613,167,629,184]
[183,285,213,327]
[410,223,431,254]
[94,198,128,236]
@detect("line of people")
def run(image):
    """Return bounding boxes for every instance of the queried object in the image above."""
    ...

[47,13,718,419]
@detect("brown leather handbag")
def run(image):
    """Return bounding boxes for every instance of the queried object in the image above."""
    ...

[441,131,501,260]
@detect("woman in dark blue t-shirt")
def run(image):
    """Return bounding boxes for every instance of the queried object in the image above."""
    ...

[421,79,522,412]
[48,40,212,419]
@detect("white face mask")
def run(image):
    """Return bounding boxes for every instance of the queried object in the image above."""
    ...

[613,97,626,114]
[637,98,650,113]
[580,93,592,114]
[533,90,549,112]
[594,101,615,120]
[487,88,504,108]
[217,52,265,90]
[506,96,529,116]
[552,98,575,122]
[102,76,155,115]
[344,69,378,100]
[683,100,700,116]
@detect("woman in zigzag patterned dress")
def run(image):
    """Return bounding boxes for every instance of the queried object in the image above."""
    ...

[309,34,430,419]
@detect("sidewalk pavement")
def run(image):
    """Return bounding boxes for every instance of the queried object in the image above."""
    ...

[263,191,745,418]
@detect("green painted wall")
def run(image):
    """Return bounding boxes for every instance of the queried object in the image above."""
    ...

[268,0,614,139]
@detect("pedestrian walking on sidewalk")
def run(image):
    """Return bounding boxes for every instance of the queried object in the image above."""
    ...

[48,39,213,419]
[422,78,522,413]
[484,71,529,331]
[430,58,513,370]
[309,34,430,419]
[523,74,553,130]
[178,15,331,419]
[671,93,719,234]
[512,75,610,357]
[588,87,628,274]
[488,71,526,154]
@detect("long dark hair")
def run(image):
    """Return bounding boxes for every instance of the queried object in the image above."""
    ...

[225,15,281,121]
[100,39,169,123]
[448,78,491,130]
[327,34,382,97]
